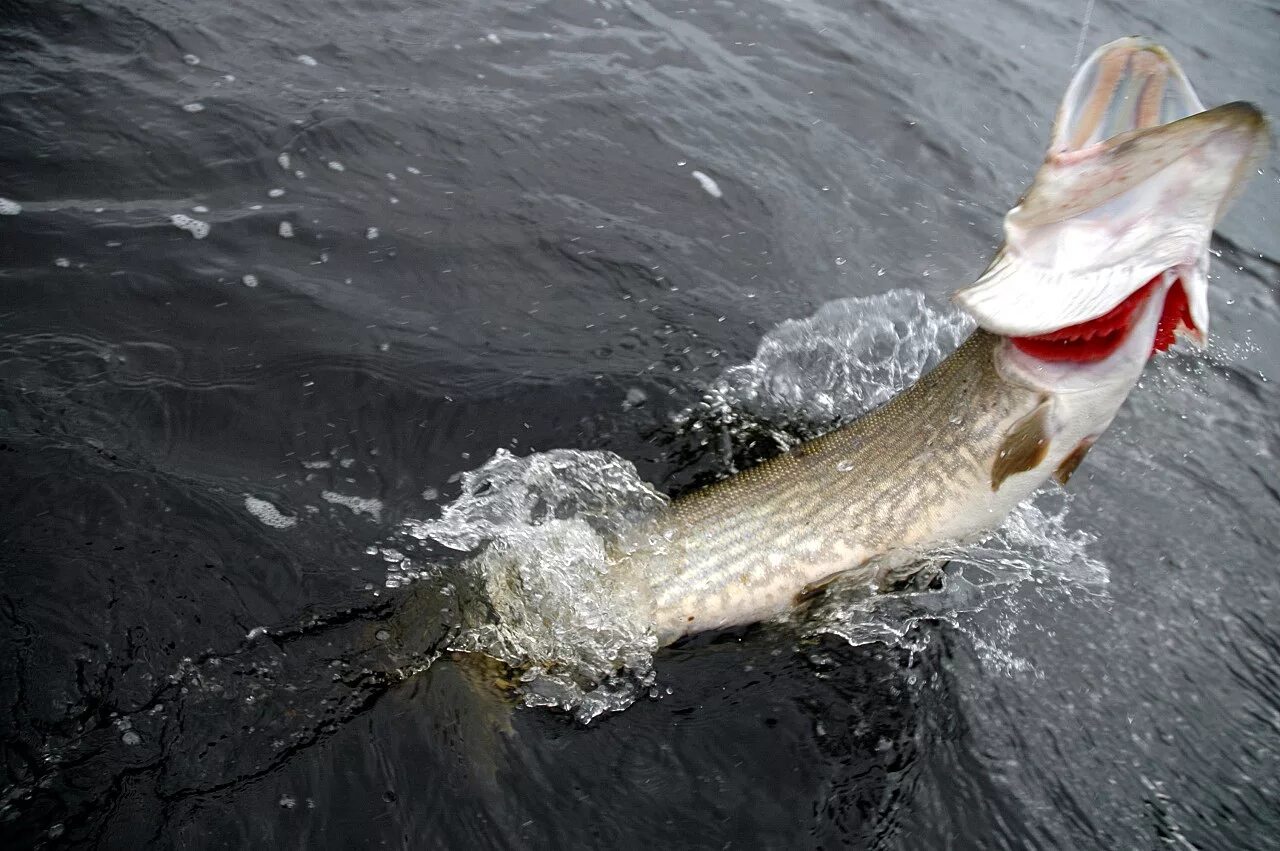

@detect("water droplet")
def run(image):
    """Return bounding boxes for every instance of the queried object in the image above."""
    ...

[170,213,209,239]
[835,257,846,266]
[182,102,204,113]
[691,170,722,198]
[182,53,200,65]
[836,460,856,472]
[267,188,285,198]
[121,731,141,746]
[278,221,294,238]
[242,274,259,288]
[328,160,345,172]
[296,54,318,66]
[375,629,390,641]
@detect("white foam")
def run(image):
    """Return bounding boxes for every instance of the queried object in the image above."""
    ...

[268,188,285,198]
[183,53,200,65]
[170,213,210,239]
[244,496,297,529]
[277,152,291,170]
[54,258,70,268]
[365,226,379,240]
[296,54,318,66]
[278,221,294,238]
[691,170,722,198]
[241,274,259,288]
[322,490,383,521]
[0,197,22,215]
[327,160,345,172]
[622,387,647,409]
[182,102,205,113]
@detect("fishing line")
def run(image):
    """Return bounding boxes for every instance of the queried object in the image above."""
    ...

[1070,0,1097,72]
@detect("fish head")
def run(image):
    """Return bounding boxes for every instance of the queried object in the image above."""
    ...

[954,37,1269,378]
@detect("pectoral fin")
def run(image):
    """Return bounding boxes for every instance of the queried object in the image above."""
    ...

[1054,437,1095,485]
[794,572,844,606]
[992,401,1052,491]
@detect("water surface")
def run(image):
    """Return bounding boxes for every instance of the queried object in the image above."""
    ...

[2,0,1278,847]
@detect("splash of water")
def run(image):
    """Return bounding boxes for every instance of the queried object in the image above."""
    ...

[397,290,1105,719]
[401,449,667,721]
[404,448,669,550]
[676,290,973,451]
[798,489,1107,657]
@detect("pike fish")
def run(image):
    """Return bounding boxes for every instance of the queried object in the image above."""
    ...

[609,37,1268,645]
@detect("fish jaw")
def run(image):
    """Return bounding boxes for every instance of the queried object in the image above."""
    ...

[954,37,1269,346]
[997,271,1173,398]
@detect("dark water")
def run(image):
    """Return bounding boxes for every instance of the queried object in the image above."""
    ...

[3,0,1279,847]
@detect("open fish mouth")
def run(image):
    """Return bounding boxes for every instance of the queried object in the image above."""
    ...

[1008,270,1187,362]
[955,37,1269,360]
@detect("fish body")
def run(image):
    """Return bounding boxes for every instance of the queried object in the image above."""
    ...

[620,322,1143,643]
[611,38,1268,646]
